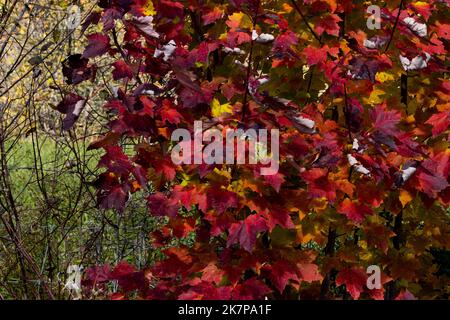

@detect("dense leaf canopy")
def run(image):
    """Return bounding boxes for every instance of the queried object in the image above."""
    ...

[59,0,450,300]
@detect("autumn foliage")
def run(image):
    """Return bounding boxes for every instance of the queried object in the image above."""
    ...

[58,0,450,300]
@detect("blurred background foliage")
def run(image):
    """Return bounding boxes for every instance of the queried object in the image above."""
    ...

[0,0,168,299]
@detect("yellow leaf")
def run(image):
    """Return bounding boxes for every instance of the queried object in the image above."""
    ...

[376,72,395,83]
[180,173,192,187]
[143,0,156,16]
[413,1,429,7]
[324,0,337,12]
[360,251,373,261]
[400,189,413,208]
[226,12,252,30]
[296,225,315,244]
[359,240,368,250]
[207,168,232,185]
[281,3,293,13]
[211,98,232,117]
[364,88,385,105]
[405,115,415,124]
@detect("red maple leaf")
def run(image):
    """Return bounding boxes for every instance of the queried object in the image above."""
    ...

[266,260,300,293]
[112,60,133,80]
[395,289,418,300]
[335,267,367,300]
[302,45,337,66]
[82,33,110,58]
[231,278,272,300]
[338,198,373,223]
[202,7,224,25]
[227,214,268,252]
[417,151,449,198]
[371,103,402,136]
[314,14,341,37]
[207,187,239,215]
[148,192,179,217]
[425,111,450,137]
[301,168,336,202]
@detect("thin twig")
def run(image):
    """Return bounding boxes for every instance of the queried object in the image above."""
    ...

[384,0,404,53]
[241,1,260,122]
[290,0,323,45]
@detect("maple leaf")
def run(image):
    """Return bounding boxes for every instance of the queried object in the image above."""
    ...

[110,261,147,293]
[101,8,123,32]
[211,98,233,118]
[226,31,252,46]
[150,227,172,248]
[98,146,133,175]
[205,211,234,236]
[338,198,373,223]
[335,267,367,300]
[200,263,225,285]
[132,16,160,38]
[172,185,208,213]
[178,282,232,300]
[148,192,179,218]
[304,0,337,12]
[348,57,389,83]
[266,260,299,293]
[395,289,418,300]
[313,14,341,37]
[160,104,183,125]
[82,265,111,288]
[87,132,121,151]
[154,158,177,180]
[297,262,323,283]
[425,111,450,137]
[226,12,252,30]
[262,172,285,193]
[207,187,238,215]
[303,45,328,66]
[151,247,194,278]
[112,60,133,80]
[202,7,224,25]
[273,30,298,51]
[435,22,450,40]
[371,103,401,136]
[227,214,268,252]
[301,168,336,202]
[56,93,86,130]
[82,33,110,58]
[98,184,129,212]
[261,206,294,230]
[111,260,136,277]
[62,54,96,85]
[141,0,156,16]
[231,278,272,300]
[169,217,196,238]
[417,151,450,198]
[364,223,394,254]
